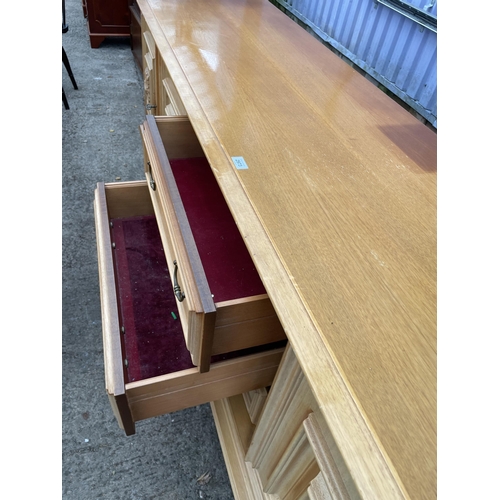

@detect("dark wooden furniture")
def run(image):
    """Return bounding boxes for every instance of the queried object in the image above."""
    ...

[129,1,142,71]
[83,0,131,48]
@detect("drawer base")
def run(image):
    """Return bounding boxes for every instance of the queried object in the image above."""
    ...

[112,214,191,382]
[112,212,286,383]
[170,156,266,302]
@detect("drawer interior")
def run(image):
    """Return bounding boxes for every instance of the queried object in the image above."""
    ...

[141,115,287,371]
[96,180,285,436]
[150,116,266,303]
[170,156,266,303]
[105,182,284,383]
[148,116,266,303]
[111,213,192,382]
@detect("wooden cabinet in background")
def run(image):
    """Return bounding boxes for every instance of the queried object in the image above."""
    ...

[84,0,131,48]
[129,1,142,71]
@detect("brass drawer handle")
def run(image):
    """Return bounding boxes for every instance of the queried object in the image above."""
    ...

[147,161,156,191]
[173,260,185,302]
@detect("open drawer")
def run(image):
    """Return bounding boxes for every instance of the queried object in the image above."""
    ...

[140,115,287,372]
[94,180,285,435]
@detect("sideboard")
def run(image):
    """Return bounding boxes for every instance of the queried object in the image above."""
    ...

[94,0,437,498]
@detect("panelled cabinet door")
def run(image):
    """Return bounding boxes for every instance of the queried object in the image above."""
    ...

[246,345,360,500]
[246,346,316,498]
[243,388,268,425]
[142,22,157,114]
[308,472,331,500]
[303,414,352,500]
[158,57,187,116]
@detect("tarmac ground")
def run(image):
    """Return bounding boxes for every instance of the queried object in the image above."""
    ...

[62,0,234,498]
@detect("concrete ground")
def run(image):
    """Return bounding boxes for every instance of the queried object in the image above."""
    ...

[62,0,234,498]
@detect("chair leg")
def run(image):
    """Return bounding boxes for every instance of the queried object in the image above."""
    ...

[62,47,78,90]
[63,87,70,110]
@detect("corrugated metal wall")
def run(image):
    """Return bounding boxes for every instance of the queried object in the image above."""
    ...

[271,0,437,128]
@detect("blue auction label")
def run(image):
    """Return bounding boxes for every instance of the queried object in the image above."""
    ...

[232,156,249,170]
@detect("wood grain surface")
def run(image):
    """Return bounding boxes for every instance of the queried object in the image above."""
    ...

[137,1,436,498]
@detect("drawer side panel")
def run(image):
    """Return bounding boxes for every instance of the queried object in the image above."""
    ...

[94,183,135,435]
[94,183,125,397]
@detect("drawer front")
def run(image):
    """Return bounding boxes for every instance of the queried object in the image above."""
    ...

[140,115,287,372]
[141,118,216,371]
[94,180,284,435]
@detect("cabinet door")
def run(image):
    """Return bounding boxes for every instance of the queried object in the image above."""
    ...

[157,57,187,116]
[246,345,360,500]
[141,21,157,114]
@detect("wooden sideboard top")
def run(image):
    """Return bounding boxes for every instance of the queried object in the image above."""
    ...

[137,1,437,498]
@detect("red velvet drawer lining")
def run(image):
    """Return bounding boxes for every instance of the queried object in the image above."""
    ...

[170,157,266,303]
[111,215,192,382]
[111,214,285,382]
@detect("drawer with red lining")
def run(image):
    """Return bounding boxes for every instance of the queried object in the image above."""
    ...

[94,180,285,435]
[140,115,287,373]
